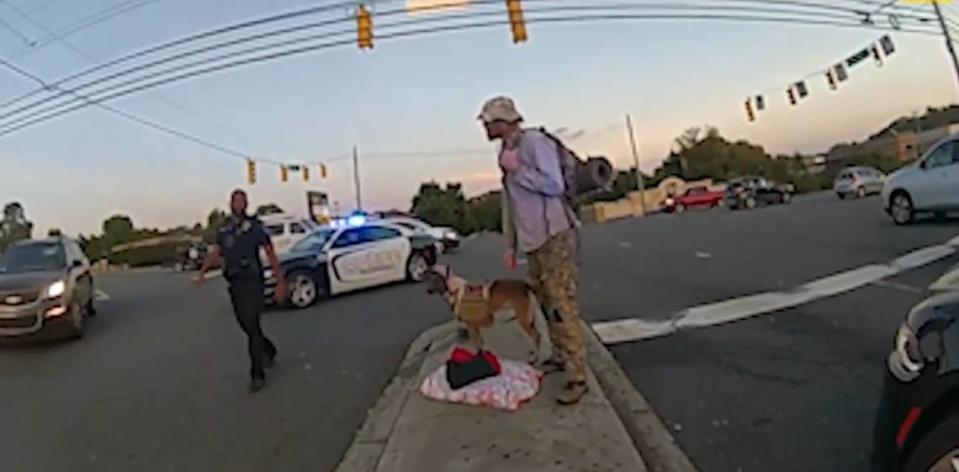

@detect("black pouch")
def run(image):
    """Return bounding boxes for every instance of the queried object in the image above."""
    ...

[446,353,498,390]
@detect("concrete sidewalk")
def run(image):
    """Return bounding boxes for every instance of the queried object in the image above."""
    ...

[337,317,648,472]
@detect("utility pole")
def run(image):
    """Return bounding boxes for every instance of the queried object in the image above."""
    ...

[625,114,647,216]
[352,146,363,211]
[933,0,959,94]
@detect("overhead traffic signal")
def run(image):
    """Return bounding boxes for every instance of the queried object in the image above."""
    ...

[506,0,527,43]
[246,159,256,185]
[786,86,797,106]
[356,4,373,50]
[825,70,837,90]
[280,165,289,183]
[302,166,310,182]
[744,99,755,122]
[319,164,327,178]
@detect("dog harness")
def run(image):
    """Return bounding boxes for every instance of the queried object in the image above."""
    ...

[449,282,493,326]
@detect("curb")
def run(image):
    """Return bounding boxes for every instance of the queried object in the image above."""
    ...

[334,321,458,472]
[582,321,700,472]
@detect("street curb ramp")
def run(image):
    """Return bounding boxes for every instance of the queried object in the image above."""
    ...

[335,320,698,472]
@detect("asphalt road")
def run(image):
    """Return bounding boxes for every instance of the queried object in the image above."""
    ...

[445,191,959,472]
[0,269,449,472]
[1,191,955,472]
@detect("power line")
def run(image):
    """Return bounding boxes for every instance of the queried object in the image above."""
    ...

[0,2,942,133]
[1,0,937,113]
[0,11,36,46]
[0,55,344,166]
[0,0,360,110]
[0,10,942,137]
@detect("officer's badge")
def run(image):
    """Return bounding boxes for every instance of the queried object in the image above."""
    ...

[240,220,252,233]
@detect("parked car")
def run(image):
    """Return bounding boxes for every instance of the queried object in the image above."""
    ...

[263,220,438,309]
[872,264,959,472]
[384,216,460,252]
[662,185,723,213]
[0,236,95,339]
[882,135,959,225]
[260,213,321,255]
[835,166,886,199]
[724,176,793,210]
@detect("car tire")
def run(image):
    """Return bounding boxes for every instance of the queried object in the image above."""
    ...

[745,196,758,209]
[288,270,321,309]
[66,300,84,339]
[857,187,867,199]
[85,297,96,317]
[902,413,959,472]
[890,191,915,226]
[406,252,429,282]
[675,203,686,213]
[838,193,847,200]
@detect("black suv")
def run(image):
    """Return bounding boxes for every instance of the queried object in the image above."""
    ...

[0,237,96,339]
[873,264,959,471]
[724,176,794,210]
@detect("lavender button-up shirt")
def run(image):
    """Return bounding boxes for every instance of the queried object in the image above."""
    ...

[501,128,577,254]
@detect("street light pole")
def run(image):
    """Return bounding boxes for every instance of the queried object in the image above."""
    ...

[352,146,363,211]
[933,0,959,94]
[625,114,647,216]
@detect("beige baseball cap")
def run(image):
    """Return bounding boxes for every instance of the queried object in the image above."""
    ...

[477,96,523,123]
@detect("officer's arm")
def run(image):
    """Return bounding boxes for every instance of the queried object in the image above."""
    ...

[197,245,221,282]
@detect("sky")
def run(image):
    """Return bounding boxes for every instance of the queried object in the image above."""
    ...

[0,0,956,237]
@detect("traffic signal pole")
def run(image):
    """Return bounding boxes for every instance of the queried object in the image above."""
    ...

[625,114,647,216]
[933,1,959,95]
[353,146,363,211]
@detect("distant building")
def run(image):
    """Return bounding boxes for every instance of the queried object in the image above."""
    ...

[828,123,959,164]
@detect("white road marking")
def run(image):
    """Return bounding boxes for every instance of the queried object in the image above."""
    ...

[94,289,111,301]
[872,279,925,294]
[695,252,712,259]
[949,235,959,248]
[593,235,959,345]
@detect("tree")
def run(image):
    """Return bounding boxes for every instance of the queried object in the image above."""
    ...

[411,182,473,233]
[203,208,228,243]
[102,215,135,247]
[468,191,503,233]
[0,202,33,251]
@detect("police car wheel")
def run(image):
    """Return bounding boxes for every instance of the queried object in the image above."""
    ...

[406,253,429,282]
[288,271,319,309]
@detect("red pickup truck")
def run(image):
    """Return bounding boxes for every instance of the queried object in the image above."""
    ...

[662,186,723,213]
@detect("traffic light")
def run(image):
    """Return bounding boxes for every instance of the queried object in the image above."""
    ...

[319,164,327,178]
[356,4,373,50]
[871,44,883,67]
[302,166,310,182]
[280,165,289,183]
[744,99,755,122]
[786,86,797,106]
[246,159,256,185]
[506,0,527,43]
[825,70,837,90]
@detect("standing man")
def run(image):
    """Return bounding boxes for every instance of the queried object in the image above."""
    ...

[478,96,588,405]
[197,189,288,393]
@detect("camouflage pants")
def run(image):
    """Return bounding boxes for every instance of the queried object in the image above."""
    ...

[527,230,586,383]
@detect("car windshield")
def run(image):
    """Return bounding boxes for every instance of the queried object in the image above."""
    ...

[289,229,335,253]
[0,242,65,273]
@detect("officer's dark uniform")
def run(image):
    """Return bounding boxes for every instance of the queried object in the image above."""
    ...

[217,214,277,380]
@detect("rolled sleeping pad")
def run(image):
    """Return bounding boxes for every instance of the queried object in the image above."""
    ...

[574,156,614,193]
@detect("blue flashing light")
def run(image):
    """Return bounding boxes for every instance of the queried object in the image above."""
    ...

[347,214,367,227]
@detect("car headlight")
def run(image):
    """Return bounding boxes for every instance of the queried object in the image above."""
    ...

[47,280,66,298]
[665,198,675,206]
[445,231,458,240]
[896,324,924,373]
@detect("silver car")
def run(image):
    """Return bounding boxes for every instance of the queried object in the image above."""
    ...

[834,166,886,199]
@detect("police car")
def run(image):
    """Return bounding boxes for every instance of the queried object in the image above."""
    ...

[263,216,438,308]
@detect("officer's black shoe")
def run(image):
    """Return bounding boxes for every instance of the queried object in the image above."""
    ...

[249,376,266,393]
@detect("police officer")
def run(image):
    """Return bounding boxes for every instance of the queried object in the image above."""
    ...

[197,189,288,393]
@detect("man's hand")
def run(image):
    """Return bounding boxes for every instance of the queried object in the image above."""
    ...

[274,277,289,304]
[194,273,206,288]
[504,248,518,271]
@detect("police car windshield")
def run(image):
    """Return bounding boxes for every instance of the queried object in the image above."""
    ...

[290,229,335,253]
[0,242,65,273]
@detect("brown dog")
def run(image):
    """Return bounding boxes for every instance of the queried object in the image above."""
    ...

[425,265,543,361]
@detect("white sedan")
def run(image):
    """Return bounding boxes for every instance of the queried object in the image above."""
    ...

[883,136,959,225]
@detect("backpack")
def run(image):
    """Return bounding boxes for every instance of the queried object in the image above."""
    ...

[537,128,581,201]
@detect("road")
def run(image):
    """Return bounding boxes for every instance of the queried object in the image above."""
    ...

[0,192,955,471]
[0,268,449,471]
[452,192,958,472]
